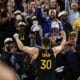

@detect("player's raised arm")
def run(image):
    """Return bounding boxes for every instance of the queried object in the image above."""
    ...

[52,31,66,57]
[13,33,39,57]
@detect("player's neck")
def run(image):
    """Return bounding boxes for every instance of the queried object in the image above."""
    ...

[42,45,50,50]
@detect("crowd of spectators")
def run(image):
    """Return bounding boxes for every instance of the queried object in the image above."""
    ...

[0,0,80,80]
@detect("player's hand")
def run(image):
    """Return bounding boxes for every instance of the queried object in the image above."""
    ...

[13,33,19,39]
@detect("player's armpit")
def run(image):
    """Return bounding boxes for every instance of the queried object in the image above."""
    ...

[52,46,63,57]
[30,47,39,60]
[22,46,38,54]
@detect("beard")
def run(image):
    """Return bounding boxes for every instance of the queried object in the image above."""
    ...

[62,18,67,22]
[49,16,56,20]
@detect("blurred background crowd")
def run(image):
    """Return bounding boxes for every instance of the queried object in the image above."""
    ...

[0,0,80,80]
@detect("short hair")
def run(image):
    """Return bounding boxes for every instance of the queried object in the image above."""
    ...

[68,31,78,38]
[71,2,78,8]
[42,37,51,47]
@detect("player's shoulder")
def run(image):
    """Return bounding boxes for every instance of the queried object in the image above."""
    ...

[31,47,39,54]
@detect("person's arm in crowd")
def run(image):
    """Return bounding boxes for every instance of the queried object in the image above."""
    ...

[65,0,70,12]
[35,6,47,24]
[52,31,66,57]
[13,33,39,59]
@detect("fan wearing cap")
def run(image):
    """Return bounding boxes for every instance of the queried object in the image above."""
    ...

[13,10,24,23]
[29,16,42,46]
[0,38,17,68]
[3,38,14,52]
[46,22,62,47]
[35,6,63,37]
[48,9,57,20]
[16,21,30,46]
[58,11,72,36]
[0,6,16,52]
[16,21,26,37]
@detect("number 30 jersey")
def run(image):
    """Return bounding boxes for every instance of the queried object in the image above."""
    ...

[36,48,55,77]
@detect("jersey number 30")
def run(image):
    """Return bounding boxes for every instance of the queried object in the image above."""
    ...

[40,60,52,70]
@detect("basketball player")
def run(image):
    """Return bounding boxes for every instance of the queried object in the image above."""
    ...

[13,31,66,80]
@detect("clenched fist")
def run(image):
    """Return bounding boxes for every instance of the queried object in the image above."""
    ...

[13,33,19,39]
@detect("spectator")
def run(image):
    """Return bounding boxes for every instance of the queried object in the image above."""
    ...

[58,10,72,36]
[65,2,80,25]
[0,38,16,67]
[67,31,80,51]
[64,31,80,80]
[57,0,65,11]
[0,2,16,49]
[7,0,15,12]
[35,7,63,37]
[13,10,24,23]
[47,22,60,46]
[73,19,80,45]
[41,0,50,18]
[16,21,30,46]
[62,31,79,80]
[0,37,33,80]
[49,0,57,9]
